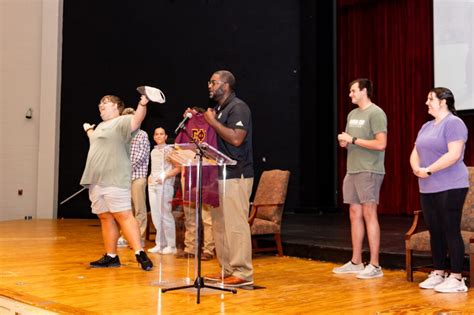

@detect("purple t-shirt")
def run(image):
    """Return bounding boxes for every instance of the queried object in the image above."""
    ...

[415,114,468,193]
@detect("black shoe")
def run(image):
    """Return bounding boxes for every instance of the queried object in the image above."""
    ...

[90,254,121,268]
[136,251,153,271]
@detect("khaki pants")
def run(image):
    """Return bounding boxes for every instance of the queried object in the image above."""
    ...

[131,177,147,239]
[183,204,215,255]
[212,176,254,281]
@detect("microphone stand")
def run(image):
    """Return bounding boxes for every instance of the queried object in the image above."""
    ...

[161,125,236,304]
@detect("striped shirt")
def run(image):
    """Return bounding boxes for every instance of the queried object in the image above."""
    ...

[130,129,150,180]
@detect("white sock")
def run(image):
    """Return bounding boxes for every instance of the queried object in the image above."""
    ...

[107,253,117,258]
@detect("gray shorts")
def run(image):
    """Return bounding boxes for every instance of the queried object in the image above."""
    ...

[342,172,384,205]
[89,184,132,214]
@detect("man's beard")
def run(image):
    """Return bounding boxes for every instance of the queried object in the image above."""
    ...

[210,87,224,100]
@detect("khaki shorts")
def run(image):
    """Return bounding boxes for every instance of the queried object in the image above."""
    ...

[342,172,384,205]
[89,184,132,214]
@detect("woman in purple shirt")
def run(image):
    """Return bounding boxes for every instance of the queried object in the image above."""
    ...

[410,87,469,293]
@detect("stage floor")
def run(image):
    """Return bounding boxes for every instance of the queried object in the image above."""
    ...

[1,218,473,314]
[279,212,432,269]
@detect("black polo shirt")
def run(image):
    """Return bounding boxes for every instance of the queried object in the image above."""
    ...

[214,93,254,179]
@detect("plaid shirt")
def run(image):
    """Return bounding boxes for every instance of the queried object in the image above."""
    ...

[130,129,150,180]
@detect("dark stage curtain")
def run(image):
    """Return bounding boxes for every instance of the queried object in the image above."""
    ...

[337,0,435,215]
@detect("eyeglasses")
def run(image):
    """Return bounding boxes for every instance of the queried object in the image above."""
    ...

[208,80,226,86]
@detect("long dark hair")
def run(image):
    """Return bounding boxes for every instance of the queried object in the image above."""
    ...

[430,87,457,116]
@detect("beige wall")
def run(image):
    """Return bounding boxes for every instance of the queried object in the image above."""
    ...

[0,0,62,220]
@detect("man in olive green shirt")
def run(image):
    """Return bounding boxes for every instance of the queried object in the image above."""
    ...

[333,78,387,279]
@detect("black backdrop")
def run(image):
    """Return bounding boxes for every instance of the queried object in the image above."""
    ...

[58,0,336,218]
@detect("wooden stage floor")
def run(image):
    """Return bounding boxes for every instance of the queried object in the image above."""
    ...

[1,219,474,314]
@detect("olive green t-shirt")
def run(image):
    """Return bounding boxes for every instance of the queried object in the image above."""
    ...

[345,103,387,174]
[80,115,133,188]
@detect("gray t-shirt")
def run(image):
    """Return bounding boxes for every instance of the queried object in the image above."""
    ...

[345,103,387,174]
[80,115,133,189]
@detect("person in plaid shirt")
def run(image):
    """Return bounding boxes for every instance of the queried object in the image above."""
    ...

[117,108,150,247]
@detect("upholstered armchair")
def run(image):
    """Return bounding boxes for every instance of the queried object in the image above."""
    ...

[405,166,474,287]
[248,169,290,256]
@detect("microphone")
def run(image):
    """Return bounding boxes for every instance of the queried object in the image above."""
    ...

[174,112,192,134]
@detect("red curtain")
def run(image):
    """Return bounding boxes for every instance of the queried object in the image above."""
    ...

[337,0,435,215]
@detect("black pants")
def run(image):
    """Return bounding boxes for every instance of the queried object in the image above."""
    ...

[420,188,468,273]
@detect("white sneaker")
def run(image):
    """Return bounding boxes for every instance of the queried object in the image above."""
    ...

[419,272,445,289]
[147,245,162,253]
[160,246,177,255]
[117,237,128,248]
[434,275,468,293]
[332,261,364,274]
[356,264,383,279]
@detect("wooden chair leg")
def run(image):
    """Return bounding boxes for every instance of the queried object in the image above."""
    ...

[274,233,283,257]
[251,237,258,254]
[470,251,474,288]
[406,247,413,282]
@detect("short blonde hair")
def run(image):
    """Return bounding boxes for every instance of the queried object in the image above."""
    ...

[122,107,136,115]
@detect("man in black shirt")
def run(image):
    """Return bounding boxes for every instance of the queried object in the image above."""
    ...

[202,70,254,287]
